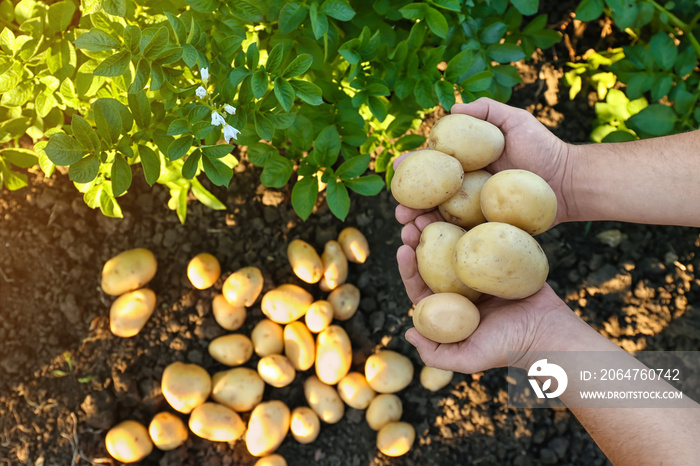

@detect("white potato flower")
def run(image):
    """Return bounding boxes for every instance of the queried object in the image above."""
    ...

[195,86,207,98]
[200,67,209,84]
[223,104,236,115]
[223,124,241,143]
[211,111,226,126]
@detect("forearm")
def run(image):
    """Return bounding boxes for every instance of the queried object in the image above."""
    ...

[565,130,700,226]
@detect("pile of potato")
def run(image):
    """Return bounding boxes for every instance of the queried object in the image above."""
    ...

[391,114,557,344]
[101,226,441,463]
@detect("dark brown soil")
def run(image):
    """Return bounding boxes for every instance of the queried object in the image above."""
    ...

[3,5,700,466]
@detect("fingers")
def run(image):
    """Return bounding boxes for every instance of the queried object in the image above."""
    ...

[392,152,409,171]
[451,97,530,133]
[400,223,421,249]
[404,328,467,372]
[396,245,432,304]
[395,204,433,225]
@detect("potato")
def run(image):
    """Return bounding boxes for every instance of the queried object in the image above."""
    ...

[365,394,402,431]
[251,319,284,357]
[261,284,313,324]
[453,222,549,299]
[337,372,376,410]
[428,113,505,171]
[284,321,315,371]
[211,367,265,412]
[337,227,370,264]
[315,325,352,385]
[161,362,211,414]
[377,422,416,457]
[257,354,296,388]
[290,406,321,444]
[212,294,246,331]
[365,350,413,394]
[415,222,480,301]
[304,300,334,333]
[438,170,491,229]
[223,266,264,307]
[328,283,360,321]
[319,240,348,291]
[109,288,156,338]
[391,150,464,209]
[101,248,157,296]
[188,402,246,442]
[419,366,454,392]
[287,239,323,284]
[208,334,254,366]
[413,293,480,344]
[246,400,291,457]
[255,455,287,466]
[187,252,221,290]
[148,412,188,451]
[105,420,153,463]
[479,169,557,235]
[304,375,345,424]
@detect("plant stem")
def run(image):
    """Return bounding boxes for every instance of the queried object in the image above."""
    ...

[647,0,700,57]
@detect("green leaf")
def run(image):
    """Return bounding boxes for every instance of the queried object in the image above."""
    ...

[399,3,427,19]
[165,12,186,45]
[74,29,120,51]
[651,74,673,102]
[274,77,295,112]
[186,0,217,13]
[138,145,160,185]
[487,43,526,62]
[431,0,461,11]
[254,112,274,140]
[575,0,603,21]
[94,50,131,77]
[493,65,522,87]
[425,7,448,39]
[312,125,341,166]
[93,99,122,146]
[266,42,284,75]
[292,174,318,220]
[602,130,637,143]
[368,96,388,122]
[0,161,27,191]
[414,78,435,108]
[345,174,384,195]
[290,79,323,105]
[188,105,210,124]
[337,154,369,179]
[445,49,473,81]
[124,25,141,54]
[326,179,349,220]
[129,58,150,94]
[247,143,278,166]
[192,179,226,210]
[0,148,37,168]
[71,115,100,152]
[269,112,297,129]
[201,144,234,158]
[675,47,697,77]
[182,149,201,179]
[627,104,676,136]
[143,27,170,60]
[182,43,198,68]
[311,7,328,40]
[103,0,126,16]
[279,3,308,35]
[80,0,101,15]
[229,67,251,87]
[511,0,538,15]
[111,155,132,196]
[48,1,75,33]
[649,32,677,71]
[394,134,426,152]
[202,155,233,186]
[283,54,313,78]
[128,90,151,129]
[47,41,77,81]
[247,42,260,68]
[167,118,189,136]
[45,134,87,166]
[192,121,215,140]
[480,22,507,44]
[252,69,269,99]
[260,155,293,188]
[321,0,355,21]
[463,70,493,92]
[167,136,193,161]
[69,154,99,183]
[435,80,455,110]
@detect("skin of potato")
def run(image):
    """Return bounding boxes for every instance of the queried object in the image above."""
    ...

[189,402,245,442]
[412,293,480,344]
[246,401,291,457]
[438,170,492,229]
[391,150,464,209]
[101,248,157,296]
[428,114,505,171]
[287,239,323,284]
[211,367,265,412]
[377,422,416,457]
[364,350,413,394]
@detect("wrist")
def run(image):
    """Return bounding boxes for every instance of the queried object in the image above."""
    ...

[556,142,586,224]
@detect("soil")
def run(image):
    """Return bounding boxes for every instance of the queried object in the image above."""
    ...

[3,4,700,466]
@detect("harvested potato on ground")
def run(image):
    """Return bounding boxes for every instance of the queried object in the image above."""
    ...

[255,455,287,466]
[148,412,188,451]
[287,239,323,284]
[101,248,157,296]
[480,169,557,235]
[188,402,246,442]
[261,284,313,324]
[246,401,291,457]
[366,394,403,431]
[438,170,491,229]
[328,283,360,321]
[161,362,211,414]
[284,321,315,371]
[304,300,334,333]
[337,372,376,410]
[315,325,353,385]
[290,406,321,444]
[222,266,264,307]
[416,222,480,301]
[428,113,504,171]
[212,294,246,331]
[187,253,221,289]
[211,367,265,412]
[377,422,416,457]
[337,227,370,264]
[365,351,414,394]
[109,288,156,338]
[251,319,284,357]
[453,222,549,299]
[319,240,348,291]
[257,354,296,388]
[391,150,464,209]
[304,375,345,424]
[105,420,153,463]
[413,293,480,344]
[208,334,254,366]
[420,366,454,392]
